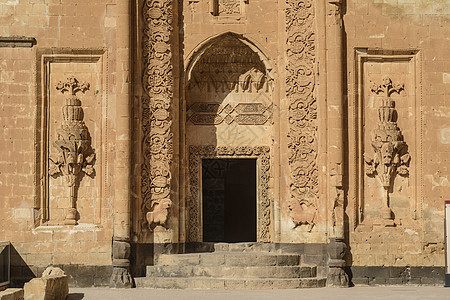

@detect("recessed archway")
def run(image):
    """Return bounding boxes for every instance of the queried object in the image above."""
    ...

[183,33,275,243]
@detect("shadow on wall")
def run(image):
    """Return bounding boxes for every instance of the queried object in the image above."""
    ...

[9,245,36,288]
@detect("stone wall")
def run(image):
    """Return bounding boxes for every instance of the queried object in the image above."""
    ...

[0,0,120,286]
[346,0,449,268]
[0,0,448,288]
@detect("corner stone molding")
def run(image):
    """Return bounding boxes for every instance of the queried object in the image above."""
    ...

[49,76,95,225]
[364,76,410,226]
[285,0,319,231]
[142,0,174,231]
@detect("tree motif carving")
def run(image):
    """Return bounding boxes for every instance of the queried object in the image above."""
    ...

[364,76,410,223]
[142,0,174,230]
[49,76,95,225]
[285,0,318,229]
[188,146,272,242]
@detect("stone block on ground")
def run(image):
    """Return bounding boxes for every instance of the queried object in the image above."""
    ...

[24,267,68,300]
[0,288,24,300]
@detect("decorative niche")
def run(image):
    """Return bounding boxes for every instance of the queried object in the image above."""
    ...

[352,49,422,229]
[209,0,249,22]
[36,49,108,226]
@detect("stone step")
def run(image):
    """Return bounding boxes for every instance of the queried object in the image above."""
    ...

[146,265,317,279]
[212,242,278,253]
[157,252,301,267]
[135,276,327,290]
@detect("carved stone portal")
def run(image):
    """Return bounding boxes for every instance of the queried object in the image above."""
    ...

[364,76,410,225]
[49,76,95,225]
[188,146,272,242]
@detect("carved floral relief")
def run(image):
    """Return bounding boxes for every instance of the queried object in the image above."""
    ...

[142,0,174,230]
[218,0,241,15]
[285,0,318,230]
[48,76,95,225]
[364,76,410,224]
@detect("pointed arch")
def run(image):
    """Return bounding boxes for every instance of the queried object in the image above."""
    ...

[184,32,274,83]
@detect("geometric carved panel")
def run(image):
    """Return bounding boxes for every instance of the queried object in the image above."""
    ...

[37,50,107,226]
[354,49,422,228]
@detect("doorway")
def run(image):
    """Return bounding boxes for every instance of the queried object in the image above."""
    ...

[202,158,257,242]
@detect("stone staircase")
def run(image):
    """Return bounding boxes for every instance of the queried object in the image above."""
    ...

[135,243,326,289]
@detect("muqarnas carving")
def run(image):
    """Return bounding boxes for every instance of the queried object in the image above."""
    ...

[364,76,410,224]
[49,76,95,225]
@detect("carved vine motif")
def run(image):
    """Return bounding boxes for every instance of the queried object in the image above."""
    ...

[187,35,273,94]
[364,76,410,223]
[49,76,95,225]
[187,102,273,125]
[218,0,241,15]
[285,0,318,229]
[142,0,174,230]
[188,146,272,242]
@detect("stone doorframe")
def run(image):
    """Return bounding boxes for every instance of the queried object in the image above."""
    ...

[187,145,272,243]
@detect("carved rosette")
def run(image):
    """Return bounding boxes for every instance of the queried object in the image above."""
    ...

[188,146,272,242]
[142,0,174,229]
[285,0,318,228]
[364,77,410,223]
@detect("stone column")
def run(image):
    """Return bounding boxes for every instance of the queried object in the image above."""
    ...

[326,0,349,287]
[110,0,133,288]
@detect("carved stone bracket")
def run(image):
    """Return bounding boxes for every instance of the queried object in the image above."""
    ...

[364,76,410,225]
[188,146,272,242]
[285,0,318,231]
[48,76,95,225]
[142,0,174,230]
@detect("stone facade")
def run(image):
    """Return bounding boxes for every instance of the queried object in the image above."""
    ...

[0,0,449,288]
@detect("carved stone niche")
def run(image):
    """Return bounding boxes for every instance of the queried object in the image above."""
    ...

[186,33,274,148]
[37,50,107,226]
[352,49,422,228]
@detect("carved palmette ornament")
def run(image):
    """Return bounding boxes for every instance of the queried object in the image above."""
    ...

[142,0,174,230]
[49,76,95,225]
[364,77,410,221]
[285,0,318,229]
